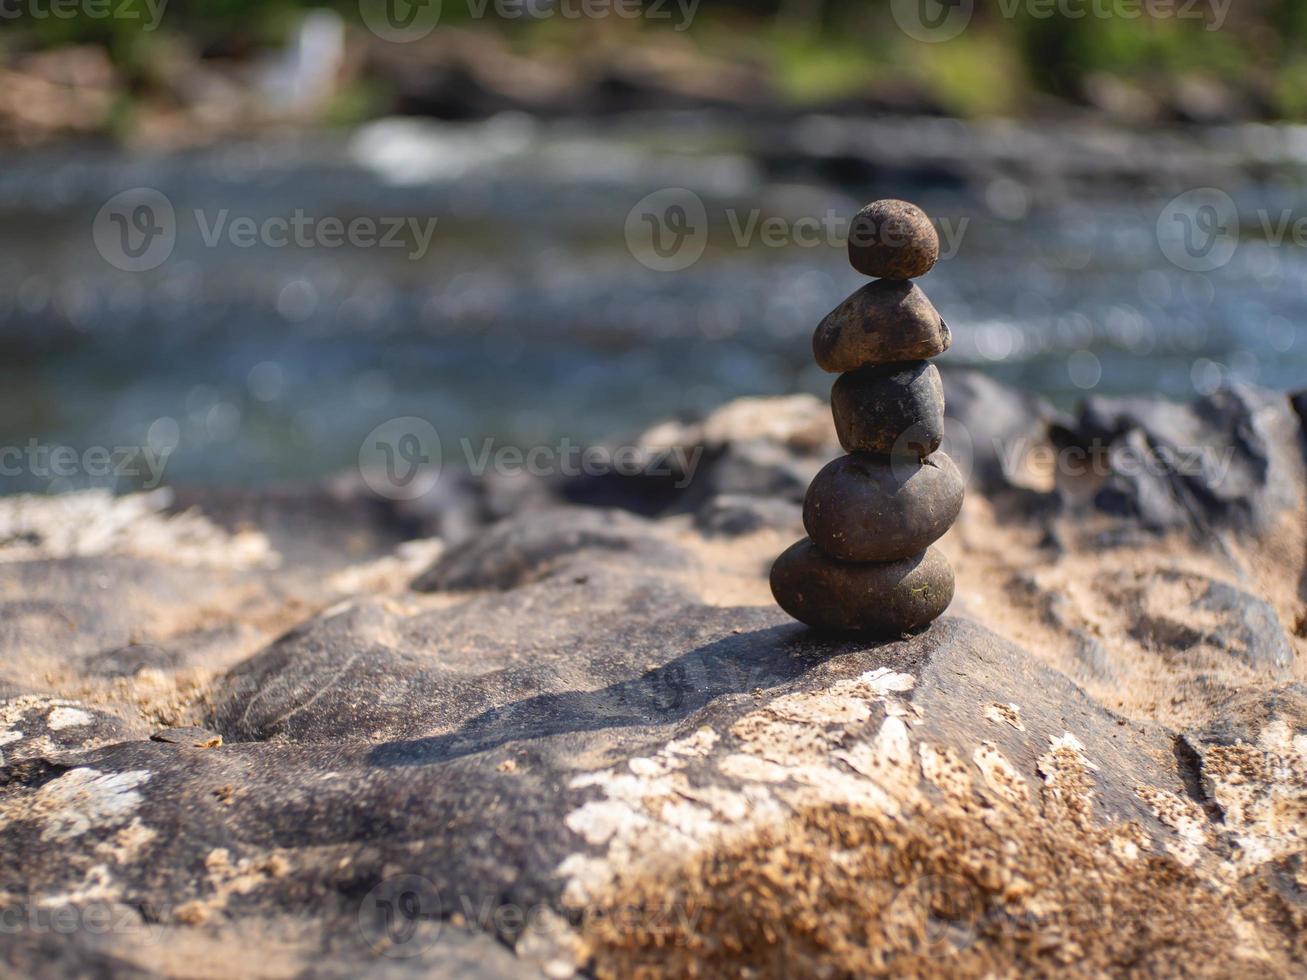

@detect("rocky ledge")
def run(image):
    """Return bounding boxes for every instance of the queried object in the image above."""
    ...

[1,373,1305,977]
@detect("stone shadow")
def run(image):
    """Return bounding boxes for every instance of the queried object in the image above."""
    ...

[368,624,871,768]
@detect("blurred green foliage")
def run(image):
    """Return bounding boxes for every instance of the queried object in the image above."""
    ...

[5,0,1307,119]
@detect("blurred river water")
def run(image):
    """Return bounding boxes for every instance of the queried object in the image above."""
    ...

[0,112,1304,492]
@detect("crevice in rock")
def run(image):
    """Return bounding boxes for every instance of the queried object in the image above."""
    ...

[1172,734,1223,825]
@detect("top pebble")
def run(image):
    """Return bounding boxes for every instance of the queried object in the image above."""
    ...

[847,199,939,280]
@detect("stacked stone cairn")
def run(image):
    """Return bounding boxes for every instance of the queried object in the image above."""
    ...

[771,199,963,635]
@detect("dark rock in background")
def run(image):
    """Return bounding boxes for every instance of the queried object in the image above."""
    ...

[693,494,802,538]
[943,370,1070,496]
[1056,386,1304,534]
[412,507,685,592]
[1130,574,1293,675]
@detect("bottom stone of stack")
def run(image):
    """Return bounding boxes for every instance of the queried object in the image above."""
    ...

[769,538,954,635]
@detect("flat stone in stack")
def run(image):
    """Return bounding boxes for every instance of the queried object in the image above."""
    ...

[771,199,961,635]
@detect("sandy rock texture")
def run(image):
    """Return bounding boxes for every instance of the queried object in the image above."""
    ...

[1,374,1305,977]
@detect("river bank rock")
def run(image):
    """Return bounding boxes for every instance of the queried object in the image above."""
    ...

[2,379,1306,977]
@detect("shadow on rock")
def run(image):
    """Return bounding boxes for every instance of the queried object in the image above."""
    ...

[368,623,859,767]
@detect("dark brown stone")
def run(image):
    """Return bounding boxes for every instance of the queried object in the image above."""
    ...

[802,452,964,562]
[847,199,939,279]
[812,280,950,373]
[769,538,954,634]
[832,361,944,457]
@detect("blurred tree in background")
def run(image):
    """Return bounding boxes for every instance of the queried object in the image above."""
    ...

[4,0,1307,139]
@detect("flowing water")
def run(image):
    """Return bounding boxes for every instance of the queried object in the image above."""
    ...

[1,113,1304,493]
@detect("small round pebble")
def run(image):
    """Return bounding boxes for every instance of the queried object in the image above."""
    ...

[770,538,954,635]
[831,361,944,457]
[812,280,951,373]
[847,199,939,279]
[802,451,964,562]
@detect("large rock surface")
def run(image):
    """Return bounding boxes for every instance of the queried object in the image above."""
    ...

[2,380,1306,978]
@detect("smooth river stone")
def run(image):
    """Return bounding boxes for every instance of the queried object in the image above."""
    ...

[847,199,939,280]
[770,538,954,634]
[832,361,944,457]
[812,280,951,373]
[802,452,964,562]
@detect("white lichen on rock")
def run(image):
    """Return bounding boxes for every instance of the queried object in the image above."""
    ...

[973,741,1030,806]
[46,706,93,730]
[1136,784,1208,867]
[557,669,921,910]
[1139,718,1307,883]
[0,767,153,841]
[0,696,119,760]
[0,489,277,568]
[984,701,1026,731]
